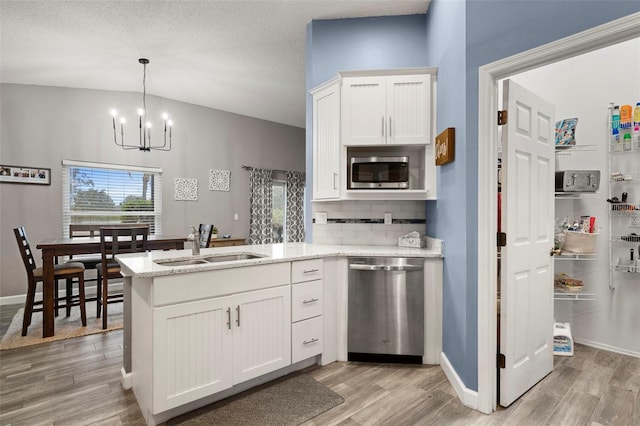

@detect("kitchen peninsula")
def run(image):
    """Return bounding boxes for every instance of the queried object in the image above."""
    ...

[116,242,443,425]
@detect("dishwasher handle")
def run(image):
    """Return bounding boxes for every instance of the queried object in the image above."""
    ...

[349,263,423,272]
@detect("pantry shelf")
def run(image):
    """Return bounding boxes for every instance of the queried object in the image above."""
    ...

[554,292,596,301]
[555,253,598,260]
[555,144,597,154]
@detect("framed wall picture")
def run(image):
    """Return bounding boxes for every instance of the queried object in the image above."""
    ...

[0,164,51,185]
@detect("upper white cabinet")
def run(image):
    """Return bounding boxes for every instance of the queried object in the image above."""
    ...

[311,79,341,200]
[342,74,432,146]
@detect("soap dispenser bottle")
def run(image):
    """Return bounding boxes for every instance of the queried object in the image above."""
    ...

[189,226,200,256]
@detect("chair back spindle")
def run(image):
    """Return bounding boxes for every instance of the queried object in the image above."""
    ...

[14,227,37,275]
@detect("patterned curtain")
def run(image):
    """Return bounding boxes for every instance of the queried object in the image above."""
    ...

[248,168,274,245]
[285,170,306,242]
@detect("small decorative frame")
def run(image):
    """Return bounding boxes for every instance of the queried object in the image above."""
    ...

[435,127,455,166]
[174,178,198,201]
[209,169,230,191]
[0,164,51,185]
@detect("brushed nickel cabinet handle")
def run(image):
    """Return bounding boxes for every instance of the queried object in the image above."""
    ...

[226,307,231,330]
[303,338,319,345]
[303,268,319,274]
[381,116,385,136]
[389,116,392,136]
[302,298,319,304]
[236,305,240,327]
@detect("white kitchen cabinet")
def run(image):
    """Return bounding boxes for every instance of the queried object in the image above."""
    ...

[292,316,323,364]
[312,79,341,200]
[152,285,291,413]
[232,286,291,384]
[342,74,431,146]
[152,296,233,413]
[291,259,323,364]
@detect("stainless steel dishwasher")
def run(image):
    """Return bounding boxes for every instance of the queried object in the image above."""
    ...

[348,257,424,363]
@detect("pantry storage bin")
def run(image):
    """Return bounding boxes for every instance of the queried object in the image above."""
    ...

[562,230,598,254]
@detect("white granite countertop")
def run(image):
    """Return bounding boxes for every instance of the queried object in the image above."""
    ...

[116,241,443,278]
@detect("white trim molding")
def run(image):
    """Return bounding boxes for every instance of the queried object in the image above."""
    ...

[477,12,640,414]
[441,351,479,409]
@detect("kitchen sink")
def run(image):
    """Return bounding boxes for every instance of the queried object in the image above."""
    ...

[203,253,265,263]
[155,259,208,267]
[154,253,265,267]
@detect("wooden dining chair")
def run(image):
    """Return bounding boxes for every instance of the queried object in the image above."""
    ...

[97,225,149,329]
[198,224,214,248]
[68,224,104,273]
[14,226,87,336]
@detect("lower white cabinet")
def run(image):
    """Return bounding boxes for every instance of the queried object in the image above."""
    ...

[232,286,292,384]
[152,285,291,413]
[292,316,323,363]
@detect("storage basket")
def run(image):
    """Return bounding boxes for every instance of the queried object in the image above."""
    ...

[562,230,598,254]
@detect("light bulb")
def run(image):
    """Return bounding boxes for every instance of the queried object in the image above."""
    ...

[110,109,118,117]
[162,113,169,120]
[138,108,144,116]
[146,122,152,129]
[167,120,173,127]
[120,117,126,124]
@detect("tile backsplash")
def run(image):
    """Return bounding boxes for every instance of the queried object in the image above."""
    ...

[312,200,426,246]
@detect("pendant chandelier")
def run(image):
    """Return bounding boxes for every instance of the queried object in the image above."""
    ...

[111,58,173,151]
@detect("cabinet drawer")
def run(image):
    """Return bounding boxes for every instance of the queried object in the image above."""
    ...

[292,280,322,322]
[292,316,323,364]
[291,259,323,283]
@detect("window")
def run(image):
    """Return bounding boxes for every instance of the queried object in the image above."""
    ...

[272,179,286,243]
[62,160,162,236]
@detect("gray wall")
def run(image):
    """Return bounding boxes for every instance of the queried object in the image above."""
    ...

[0,83,305,299]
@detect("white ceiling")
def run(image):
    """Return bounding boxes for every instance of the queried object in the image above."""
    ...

[0,1,429,128]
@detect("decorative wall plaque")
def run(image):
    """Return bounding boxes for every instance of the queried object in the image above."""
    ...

[209,169,230,191]
[174,178,198,201]
[435,127,455,166]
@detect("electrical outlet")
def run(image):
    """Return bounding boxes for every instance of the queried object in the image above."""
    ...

[315,212,328,225]
[234,213,239,221]
[384,213,392,225]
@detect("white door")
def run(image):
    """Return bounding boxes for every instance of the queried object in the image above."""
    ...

[232,285,291,384]
[386,74,431,145]
[500,79,555,407]
[153,296,233,412]
[312,81,341,200]
[341,76,386,145]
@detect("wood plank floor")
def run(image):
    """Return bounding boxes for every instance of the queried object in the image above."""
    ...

[1,303,638,425]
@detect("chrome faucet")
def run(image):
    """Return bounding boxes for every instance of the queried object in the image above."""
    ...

[189,226,200,256]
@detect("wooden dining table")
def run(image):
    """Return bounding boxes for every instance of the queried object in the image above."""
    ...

[36,235,187,338]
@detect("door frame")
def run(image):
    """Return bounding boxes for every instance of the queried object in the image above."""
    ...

[476,12,640,414]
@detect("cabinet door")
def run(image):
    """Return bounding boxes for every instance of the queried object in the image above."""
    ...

[232,285,291,384]
[153,296,233,413]
[342,76,387,145]
[313,81,341,200]
[387,74,431,144]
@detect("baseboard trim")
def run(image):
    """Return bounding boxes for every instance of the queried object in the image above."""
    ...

[121,367,132,390]
[574,338,640,359]
[440,351,479,410]
[0,283,123,306]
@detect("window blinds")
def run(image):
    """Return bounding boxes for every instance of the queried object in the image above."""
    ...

[62,160,162,237]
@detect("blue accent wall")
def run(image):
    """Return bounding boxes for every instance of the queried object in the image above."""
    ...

[307,2,639,394]
[305,14,428,241]
[423,0,475,390]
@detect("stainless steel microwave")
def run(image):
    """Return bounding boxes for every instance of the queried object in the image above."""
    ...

[350,156,409,189]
